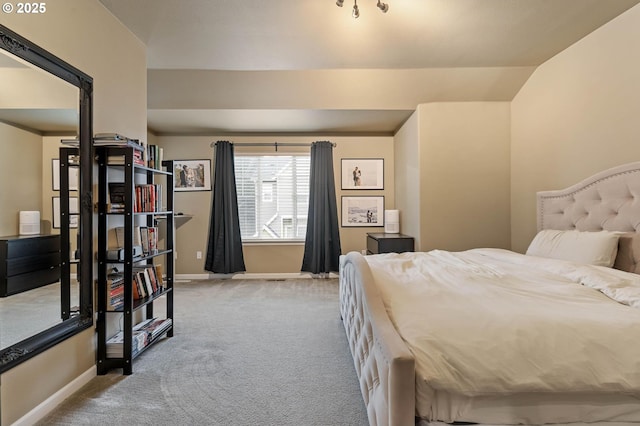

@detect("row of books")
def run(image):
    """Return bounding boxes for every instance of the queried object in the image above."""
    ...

[115,226,158,255]
[107,183,163,213]
[132,264,163,300]
[106,264,164,308]
[147,144,164,170]
[135,184,163,213]
[106,317,173,358]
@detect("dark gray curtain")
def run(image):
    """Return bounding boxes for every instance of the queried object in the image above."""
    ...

[301,141,341,274]
[205,141,246,273]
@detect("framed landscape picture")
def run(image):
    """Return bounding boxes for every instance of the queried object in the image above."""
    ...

[341,196,384,227]
[173,159,212,192]
[341,158,384,190]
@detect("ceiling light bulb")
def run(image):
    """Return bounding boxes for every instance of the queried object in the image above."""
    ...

[377,1,389,13]
[336,0,344,7]
[352,2,360,18]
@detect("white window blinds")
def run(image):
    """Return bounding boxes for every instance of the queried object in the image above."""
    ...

[234,155,310,241]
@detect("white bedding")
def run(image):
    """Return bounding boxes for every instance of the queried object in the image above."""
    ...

[365,249,640,399]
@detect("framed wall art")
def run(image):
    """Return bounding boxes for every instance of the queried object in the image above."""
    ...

[341,158,384,190]
[341,196,384,227]
[52,196,79,229]
[52,158,79,191]
[173,159,212,192]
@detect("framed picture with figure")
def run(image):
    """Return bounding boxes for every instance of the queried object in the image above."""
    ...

[174,159,212,192]
[341,196,384,227]
[341,158,384,190]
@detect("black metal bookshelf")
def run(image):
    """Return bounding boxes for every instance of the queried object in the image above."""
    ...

[96,146,175,375]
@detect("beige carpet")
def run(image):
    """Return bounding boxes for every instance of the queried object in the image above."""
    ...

[36,278,369,426]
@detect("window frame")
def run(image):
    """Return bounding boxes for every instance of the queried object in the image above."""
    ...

[234,152,310,244]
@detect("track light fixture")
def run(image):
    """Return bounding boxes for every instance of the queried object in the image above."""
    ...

[336,0,389,18]
[352,0,359,18]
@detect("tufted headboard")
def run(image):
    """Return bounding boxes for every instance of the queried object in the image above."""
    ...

[537,162,640,274]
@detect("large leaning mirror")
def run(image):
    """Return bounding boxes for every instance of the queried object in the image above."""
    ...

[0,24,93,373]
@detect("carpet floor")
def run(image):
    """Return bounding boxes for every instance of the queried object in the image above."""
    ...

[36,278,369,426]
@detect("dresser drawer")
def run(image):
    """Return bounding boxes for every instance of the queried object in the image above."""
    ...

[0,234,61,297]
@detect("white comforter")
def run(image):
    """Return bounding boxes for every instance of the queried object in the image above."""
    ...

[365,248,640,396]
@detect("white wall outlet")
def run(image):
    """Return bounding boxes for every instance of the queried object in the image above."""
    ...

[196,251,202,259]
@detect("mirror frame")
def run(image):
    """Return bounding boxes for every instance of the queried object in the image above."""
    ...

[0,24,93,373]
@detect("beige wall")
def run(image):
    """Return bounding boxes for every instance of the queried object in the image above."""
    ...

[0,123,42,236]
[511,3,640,253]
[1,1,147,424]
[394,102,511,252]
[156,135,393,275]
[393,111,422,248]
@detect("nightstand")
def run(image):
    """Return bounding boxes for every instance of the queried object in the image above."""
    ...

[366,233,415,254]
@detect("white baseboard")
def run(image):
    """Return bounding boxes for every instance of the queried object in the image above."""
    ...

[176,272,338,281]
[12,366,96,426]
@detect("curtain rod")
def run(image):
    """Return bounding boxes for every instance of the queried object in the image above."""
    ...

[209,141,336,150]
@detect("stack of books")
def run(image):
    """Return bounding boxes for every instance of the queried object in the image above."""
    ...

[94,133,143,150]
[106,317,173,357]
[106,273,125,310]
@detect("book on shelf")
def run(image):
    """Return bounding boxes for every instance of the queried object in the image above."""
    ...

[139,318,173,340]
[146,144,164,170]
[136,268,154,296]
[106,149,144,166]
[115,226,143,248]
[106,273,125,310]
[106,203,125,213]
[134,184,162,213]
[139,226,158,255]
[154,264,164,288]
[108,182,126,204]
[93,133,144,151]
[60,138,79,147]
[105,317,172,358]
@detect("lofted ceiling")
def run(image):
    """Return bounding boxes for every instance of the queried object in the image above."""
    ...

[44,1,640,134]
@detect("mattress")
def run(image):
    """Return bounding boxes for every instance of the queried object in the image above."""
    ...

[364,249,640,423]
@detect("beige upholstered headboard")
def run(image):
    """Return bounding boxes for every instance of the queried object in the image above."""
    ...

[537,162,640,274]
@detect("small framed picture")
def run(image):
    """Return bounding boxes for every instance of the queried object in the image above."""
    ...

[52,196,79,229]
[342,196,384,227]
[341,158,384,190]
[52,158,79,191]
[174,159,212,192]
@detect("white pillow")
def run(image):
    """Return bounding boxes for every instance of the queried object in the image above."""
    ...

[526,229,620,267]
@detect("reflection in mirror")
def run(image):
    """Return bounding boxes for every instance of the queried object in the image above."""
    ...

[0,48,79,350]
[0,24,93,373]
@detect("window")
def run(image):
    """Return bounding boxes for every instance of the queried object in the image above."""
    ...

[235,155,310,241]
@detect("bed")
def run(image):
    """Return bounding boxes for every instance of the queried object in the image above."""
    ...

[339,161,640,426]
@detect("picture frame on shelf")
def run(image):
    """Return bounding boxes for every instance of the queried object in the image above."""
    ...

[173,159,212,192]
[341,196,384,227]
[52,158,79,191]
[341,158,384,190]
[52,196,79,229]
